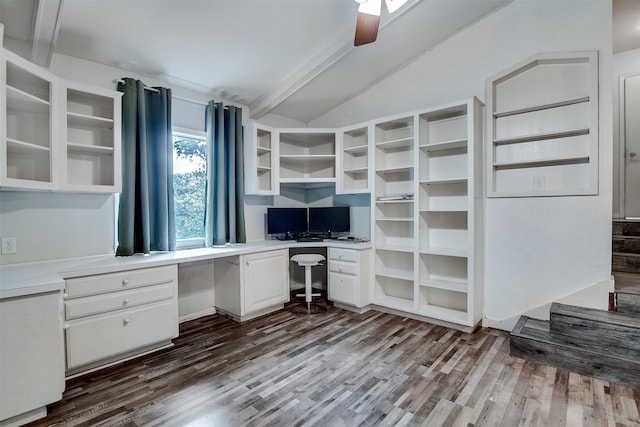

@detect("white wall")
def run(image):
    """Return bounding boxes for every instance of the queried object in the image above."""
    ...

[311,0,614,326]
[0,192,115,264]
[612,48,640,218]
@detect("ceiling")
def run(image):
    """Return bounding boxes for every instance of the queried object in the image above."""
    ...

[1,0,638,124]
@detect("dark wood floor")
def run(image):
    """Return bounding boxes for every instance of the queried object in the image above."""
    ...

[27,306,640,427]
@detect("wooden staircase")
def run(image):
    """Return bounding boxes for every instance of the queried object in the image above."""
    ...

[510,220,640,389]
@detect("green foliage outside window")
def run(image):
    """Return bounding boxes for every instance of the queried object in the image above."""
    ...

[173,135,206,241]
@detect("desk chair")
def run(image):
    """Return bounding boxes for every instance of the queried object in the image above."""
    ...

[291,253,326,313]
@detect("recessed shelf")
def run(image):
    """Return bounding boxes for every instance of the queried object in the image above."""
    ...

[419,247,468,257]
[344,167,368,174]
[493,128,590,146]
[376,137,413,150]
[6,85,50,114]
[6,138,51,155]
[420,279,468,293]
[66,143,114,155]
[493,155,589,170]
[419,178,467,185]
[280,154,336,161]
[344,144,368,154]
[419,138,467,152]
[487,51,598,198]
[376,217,414,222]
[376,165,414,174]
[67,112,114,128]
[493,96,590,118]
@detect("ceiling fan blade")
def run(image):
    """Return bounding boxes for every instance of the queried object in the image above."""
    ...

[354,0,381,46]
[354,12,380,46]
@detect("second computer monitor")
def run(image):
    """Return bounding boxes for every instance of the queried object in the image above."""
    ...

[308,206,350,237]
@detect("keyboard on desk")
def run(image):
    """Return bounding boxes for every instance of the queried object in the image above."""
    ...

[296,237,323,242]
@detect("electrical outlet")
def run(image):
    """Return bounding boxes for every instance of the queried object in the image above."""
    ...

[1,237,17,254]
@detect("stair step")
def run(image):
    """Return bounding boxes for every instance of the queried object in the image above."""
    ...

[617,292,640,315]
[510,316,640,389]
[612,235,640,253]
[613,220,640,237]
[612,252,640,273]
[549,303,640,351]
[613,271,640,290]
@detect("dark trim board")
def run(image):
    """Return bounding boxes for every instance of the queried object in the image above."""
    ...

[25,308,640,426]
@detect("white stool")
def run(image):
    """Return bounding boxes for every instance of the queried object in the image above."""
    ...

[291,253,326,312]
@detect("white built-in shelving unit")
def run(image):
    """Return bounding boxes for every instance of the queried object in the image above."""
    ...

[1,49,57,190]
[245,123,278,195]
[245,98,484,329]
[61,82,121,192]
[416,98,483,326]
[373,114,416,312]
[337,123,370,194]
[371,98,484,328]
[1,48,122,193]
[487,51,599,197]
[278,129,336,184]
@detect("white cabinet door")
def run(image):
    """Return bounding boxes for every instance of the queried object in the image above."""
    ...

[242,249,289,314]
[0,292,65,423]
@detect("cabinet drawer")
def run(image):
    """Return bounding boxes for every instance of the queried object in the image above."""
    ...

[328,272,358,306]
[328,248,357,263]
[329,260,357,276]
[66,265,177,298]
[65,300,178,370]
[65,282,175,320]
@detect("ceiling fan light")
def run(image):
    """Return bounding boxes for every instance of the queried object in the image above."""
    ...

[358,0,381,16]
[385,0,408,14]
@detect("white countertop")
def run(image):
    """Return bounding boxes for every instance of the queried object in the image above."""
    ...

[0,239,371,299]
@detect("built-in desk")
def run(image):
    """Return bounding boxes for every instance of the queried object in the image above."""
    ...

[0,239,371,427]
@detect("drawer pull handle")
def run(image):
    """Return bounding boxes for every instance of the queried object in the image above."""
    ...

[123,318,131,326]
[63,323,70,330]
[123,299,130,306]
[338,254,343,259]
[63,293,69,299]
[122,278,129,287]
[339,267,343,272]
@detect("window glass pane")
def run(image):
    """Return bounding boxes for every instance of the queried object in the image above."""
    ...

[173,134,206,241]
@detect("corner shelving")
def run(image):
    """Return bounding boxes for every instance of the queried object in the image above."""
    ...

[279,130,336,183]
[487,51,599,197]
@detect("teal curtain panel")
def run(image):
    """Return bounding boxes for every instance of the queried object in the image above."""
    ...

[116,78,176,256]
[204,101,246,246]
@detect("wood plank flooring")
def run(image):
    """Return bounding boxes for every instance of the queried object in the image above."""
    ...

[25,307,640,427]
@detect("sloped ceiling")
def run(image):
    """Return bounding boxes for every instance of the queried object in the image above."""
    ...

[13,0,637,124]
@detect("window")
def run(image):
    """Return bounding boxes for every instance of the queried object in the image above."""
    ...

[173,129,207,248]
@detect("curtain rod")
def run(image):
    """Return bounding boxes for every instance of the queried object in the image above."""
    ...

[113,79,159,93]
[114,79,233,109]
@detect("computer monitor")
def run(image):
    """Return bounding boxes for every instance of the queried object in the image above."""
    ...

[267,208,307,238]
[308,206,350,236]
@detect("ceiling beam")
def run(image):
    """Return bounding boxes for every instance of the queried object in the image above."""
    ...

[30,0,64,67]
